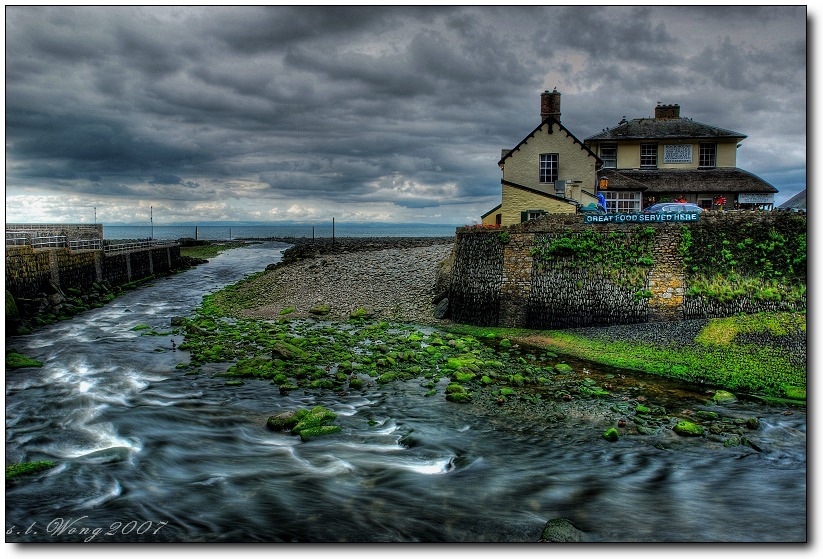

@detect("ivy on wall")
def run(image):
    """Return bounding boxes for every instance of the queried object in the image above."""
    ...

[530,227,656,294]
[680,212,806,303]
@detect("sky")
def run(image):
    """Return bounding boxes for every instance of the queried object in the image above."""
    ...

[3,4,809,226]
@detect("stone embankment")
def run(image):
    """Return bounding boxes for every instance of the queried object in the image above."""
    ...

[231,237,455,324]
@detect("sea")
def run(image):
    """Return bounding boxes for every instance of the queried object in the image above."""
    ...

[102,223,460,241]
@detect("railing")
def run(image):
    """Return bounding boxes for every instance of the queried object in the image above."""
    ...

[30,235,68,249]
[6,231,177,253]
[102,239,178,254]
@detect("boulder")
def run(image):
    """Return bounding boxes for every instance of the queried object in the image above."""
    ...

[673,420,704,437]
[539,518,587,542]
[712,390,737,404]
[434,297,449,319]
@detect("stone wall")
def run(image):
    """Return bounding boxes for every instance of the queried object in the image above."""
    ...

[448,211,806,329]
[6,245,182,300]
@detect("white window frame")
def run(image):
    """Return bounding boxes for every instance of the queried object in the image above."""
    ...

[603,191,642,213]
[539,153,558,183]
[640,143,658,168]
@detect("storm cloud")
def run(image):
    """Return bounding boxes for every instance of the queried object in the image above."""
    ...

[4,5,807,225]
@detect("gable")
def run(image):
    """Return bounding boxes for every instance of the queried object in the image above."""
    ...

[499,117,601,167]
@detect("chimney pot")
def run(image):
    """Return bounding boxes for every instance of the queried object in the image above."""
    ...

[540,89,562,122]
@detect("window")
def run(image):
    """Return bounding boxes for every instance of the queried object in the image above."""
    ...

[697,195,714,209]
[603,191,642,213]
[640,143,658,168]
[520,209,547,222]
[600,144,617,168]
[699,143,717,168]
[539,153,558,183]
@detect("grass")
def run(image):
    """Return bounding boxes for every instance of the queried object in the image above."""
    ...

[442,311,806,398]
[180,241,248,259]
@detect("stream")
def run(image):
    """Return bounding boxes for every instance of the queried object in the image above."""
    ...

[5,242,807,542]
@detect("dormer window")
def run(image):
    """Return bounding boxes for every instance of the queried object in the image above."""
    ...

[640,143,658,168]
[539,153,558,183]
[699,143,717,168]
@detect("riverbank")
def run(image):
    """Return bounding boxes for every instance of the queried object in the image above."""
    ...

[211,236,455,324]
[204,236,805,399]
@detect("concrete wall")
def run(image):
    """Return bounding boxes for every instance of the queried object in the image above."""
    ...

[448,212,805,329]
[6,245,182,299]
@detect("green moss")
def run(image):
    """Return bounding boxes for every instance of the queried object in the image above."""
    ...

[602,428,620,442]
[554,363,574,374]
[298,425,342,441]
[130,324,152,331]
[6,461,56,482]
[782,385,806,400]
[279,306,296,315]
[6,352,43,369]
[673,421,704,437]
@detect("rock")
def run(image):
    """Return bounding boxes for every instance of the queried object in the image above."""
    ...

[271,341,308,361]
[539,518,587,542]
[350,307,374,319]
[712,390,738,404]
[602,427,620,441]
[170,316,186,326]
[266,411,301,431]
[434,297,449,319]
[308,304,331,315]
[673,420,704,437]
[554,363,574,373]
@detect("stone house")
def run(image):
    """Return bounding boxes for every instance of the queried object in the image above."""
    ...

[481,89,602,226]
[481,93,779,223]
[584,103,778,212]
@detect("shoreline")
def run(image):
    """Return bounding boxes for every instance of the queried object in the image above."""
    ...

[212,236,455,325]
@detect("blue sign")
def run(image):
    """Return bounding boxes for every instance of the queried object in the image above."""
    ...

[585,212,700,224]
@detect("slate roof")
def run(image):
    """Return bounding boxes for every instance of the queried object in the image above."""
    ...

[585,118,747,142]
[598,168,777,193]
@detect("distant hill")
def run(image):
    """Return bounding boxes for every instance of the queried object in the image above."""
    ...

[778,189,806,211]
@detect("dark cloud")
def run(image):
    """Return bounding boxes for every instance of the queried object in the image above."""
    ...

[4,5,807,224]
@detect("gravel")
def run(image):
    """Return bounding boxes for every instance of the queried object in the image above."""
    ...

[234,237,455,324]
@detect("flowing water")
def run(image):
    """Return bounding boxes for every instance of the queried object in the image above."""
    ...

[5,242,806,542]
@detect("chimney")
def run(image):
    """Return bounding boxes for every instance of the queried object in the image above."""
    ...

[541,88,561,121]
[655,103,680,119]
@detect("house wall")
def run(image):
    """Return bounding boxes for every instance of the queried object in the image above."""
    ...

[501,122,598,191]
[500,184,575,226]
[591,139,739,170]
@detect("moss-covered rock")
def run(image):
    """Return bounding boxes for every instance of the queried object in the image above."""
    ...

[350,307,374,319]
[673,421,704,437]
[554,363,574,374]
[266,411,301,431]
[6,352,44,369]
[6,461,56,483]
[602,427,620,442]
[712,390,738,404]
[539,518,587,542]
[272,341,308,361]
[6,290,19,319]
